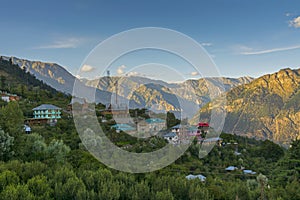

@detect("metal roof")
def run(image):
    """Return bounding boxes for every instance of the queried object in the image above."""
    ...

[185,174,206,181]
[225,166,237,171]
[145,118,165,124]
[203,137,223,143]
[32,104,61,111]
[163,132,177,138]
[243,170,256,175]
[172,124,182,129]
[111,124,135,131]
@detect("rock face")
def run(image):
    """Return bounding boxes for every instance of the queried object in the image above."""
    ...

[199,68,300,145]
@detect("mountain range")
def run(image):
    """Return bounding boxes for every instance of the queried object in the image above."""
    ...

[2,55,299,144]
[198,68,300,145]
[3,56,252,114]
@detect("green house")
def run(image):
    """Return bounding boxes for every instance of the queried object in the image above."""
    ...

[32,104,62,119]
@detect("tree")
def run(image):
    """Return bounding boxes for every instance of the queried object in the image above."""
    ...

[46,139,70,163]
[0,101,24,136]
[235,183,250,200]
[246,179,258,191]
[27,175,53,200]
[289,140,300,160]
[154,189,174,200]
[130,181,150,200]
[189,184,213,200]
[0,129,14,161]
[14,134,46,161]
[0,75,6,90]
[0,170,20,191]
[166,112,179,128]
[259,140,284,162]
[284,180,300,200]
[97,181,120,200]
[0,184,34,200]
[54,177,87,200]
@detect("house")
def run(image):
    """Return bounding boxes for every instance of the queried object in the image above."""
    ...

[163,132,178,144]
[202,137,223,146]
[137,118,166,133]
[24,125,31,134]
[111,123,135,133]
[145,118,166,131]
[198,122,209,133]
[0,91,20,102]
[225,166,238,171]
[185,174,206,182]
[26,104,62,125]
[171,124,182,133]
[243,170,256,175]
[198,122,209,128]
[33,104,62,119]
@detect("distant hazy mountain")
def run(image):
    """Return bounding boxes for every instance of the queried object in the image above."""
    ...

[198,68,300,145]
[4,55,253,114]
[85,76,253,118]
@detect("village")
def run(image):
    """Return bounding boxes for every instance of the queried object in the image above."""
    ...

[1,87,259,182]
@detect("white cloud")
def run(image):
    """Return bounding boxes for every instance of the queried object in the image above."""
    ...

[289,16,300,28]
[234,45,253,52]
[240,45,300,55]
[127,71,139,76]
[35,37,82,49]
[201,42,212,47]
[117,65,126,75]
[285,12,292,17]
[126,71,146,77]
[81,64,95,72]
[190,71,200,76]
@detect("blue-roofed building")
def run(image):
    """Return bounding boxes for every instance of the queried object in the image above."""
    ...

[243,170,256,175]
[225,166,237,171]
[33,104,61,119]
[163,132,178,144]
[111,124,135,132]
[145,118,165,124]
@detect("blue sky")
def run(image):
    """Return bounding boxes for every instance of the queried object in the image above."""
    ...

[1,0,300,80]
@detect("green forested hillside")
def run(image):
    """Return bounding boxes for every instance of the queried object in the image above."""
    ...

[0,58,70,116]
[0,57,58,95]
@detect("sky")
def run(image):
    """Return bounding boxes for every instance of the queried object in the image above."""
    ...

[1,0,300,81]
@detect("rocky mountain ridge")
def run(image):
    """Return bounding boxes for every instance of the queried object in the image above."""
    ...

[198,68,300,144]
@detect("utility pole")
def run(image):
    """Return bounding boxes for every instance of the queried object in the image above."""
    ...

[114,79,118,105]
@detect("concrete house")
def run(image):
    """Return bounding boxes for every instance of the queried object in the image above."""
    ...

[137,118,166,133]
[33,104,62,119]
